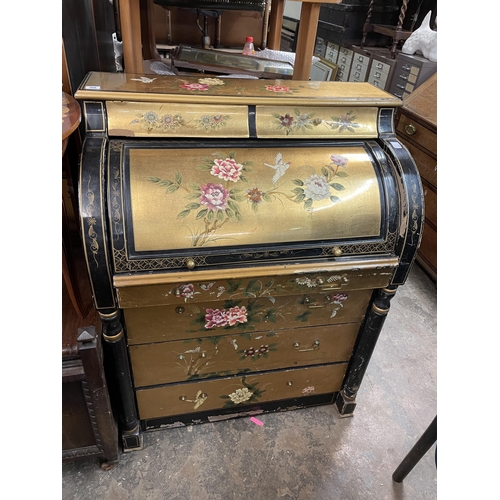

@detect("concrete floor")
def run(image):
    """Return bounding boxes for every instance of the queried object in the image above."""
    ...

[62,263,437,499]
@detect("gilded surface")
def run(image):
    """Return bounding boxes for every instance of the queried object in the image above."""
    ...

[128,145,381,252]
[135,364,348,419]
[129,323,359,387]
[107,101,249,138]
[256,106,378,138]
[75,72,402,107]
[124,288,372,345]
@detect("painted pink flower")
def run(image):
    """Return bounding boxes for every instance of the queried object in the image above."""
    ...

[180,83,210,91]
[330,154,349,168]
[199,183,229,211]
[210,158,243,182]
[226,306,248,326]
[178,284,194,299]
[205,308,228,329]
[332,293,348,303]
[302,386,315,395]
[266,85,291,93]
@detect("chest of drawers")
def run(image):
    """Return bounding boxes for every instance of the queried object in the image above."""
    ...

[336,46,355,81]
[396,73,437,280]
[389,53,437,99]
[75,73,423,451]
[348,48,371,82]
[366,52,396,90]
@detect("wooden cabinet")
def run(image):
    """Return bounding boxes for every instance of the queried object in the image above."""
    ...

[75,73,423,450]
[389,53,437,100]
[396,73,437,280]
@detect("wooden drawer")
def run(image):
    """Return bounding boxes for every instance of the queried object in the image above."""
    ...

[417,223,437,276]
[325,42,339,63]
[397,113,437,156]
[116,261,396,309]
[135,363,349,419]
[422,183,437,228]
[398,138,437,189]
[124,288,373,345]
[129,322,360,387]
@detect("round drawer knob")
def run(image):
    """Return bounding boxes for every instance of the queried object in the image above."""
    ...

[175,306,185,314]
[286,381,293,386]
[333,246,342,257]
[405,123,417,135]
[185,258,196,269]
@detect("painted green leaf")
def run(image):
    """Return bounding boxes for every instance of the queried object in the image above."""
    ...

[292,179,304,186]
[159,180,174,187]
[321,167,329,177]
[262,193,272,202]
[292,187,304,195]
[295,194,306,202]
[175,172,182,184]
[331,183,345,191]
[330,196,341,204]
[229,151,236,159]
[304,199,313,209]
[148,176,161,183]
[216,210,224,222]
[177,209,191,219]
[196,208,208,219]
[166,184,180,194]
[226,280,241,293]
[336,171,349,178]
[266,332,276,337]
[295,311,312,322]
[207,210,215,222]
[186,202,201,210]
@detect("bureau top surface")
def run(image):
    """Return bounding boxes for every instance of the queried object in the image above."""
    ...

[75,72,402,107]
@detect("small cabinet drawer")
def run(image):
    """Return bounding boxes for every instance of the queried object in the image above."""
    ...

[325,42,339,63]
[129,322,360,387]
[397,114,437,156]
[124,288,373,345]
[135,363,349,419]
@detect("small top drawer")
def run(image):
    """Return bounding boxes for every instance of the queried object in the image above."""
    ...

[325,42,340,64]
[397,113,437,156]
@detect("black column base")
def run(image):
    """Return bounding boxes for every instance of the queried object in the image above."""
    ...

[334,390,357,418]
[122,425,143,452]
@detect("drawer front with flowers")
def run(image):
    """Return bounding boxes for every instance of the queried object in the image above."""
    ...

[129,322,360,387]
[135,363,349,420]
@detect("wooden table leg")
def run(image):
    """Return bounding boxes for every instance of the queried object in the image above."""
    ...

[141,0,161,61]
[292,2,320,81]
[268,0,285,50]
[120,0,144,73]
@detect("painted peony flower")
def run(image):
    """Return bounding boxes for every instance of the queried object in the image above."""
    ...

[226,306,248,326]
[228,387,253,404]
[178,284,195,299]
[302,386,315,395]
[332,293,348,304]
[210,158,243,182]
[303,174,331,201]
[180,82,210,91]
[142,111,158,123]
[199,183,229,211]
[266,85,290,93]
[330,154,349,168]
[204,308,228,329]
[279,113,294,127]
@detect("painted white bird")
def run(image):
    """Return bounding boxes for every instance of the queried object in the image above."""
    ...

[131,76,157,83]
[264,152,291,184]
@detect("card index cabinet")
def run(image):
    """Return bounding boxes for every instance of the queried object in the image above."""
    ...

[75,72,424,451]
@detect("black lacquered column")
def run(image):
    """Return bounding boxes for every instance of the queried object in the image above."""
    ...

[335,286,397,416]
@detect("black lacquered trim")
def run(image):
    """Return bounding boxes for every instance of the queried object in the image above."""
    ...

[83,101,106,134]
[248,105,257,138]
[79,137,116,309]
[379,138,424,285]
[378,108,396,136]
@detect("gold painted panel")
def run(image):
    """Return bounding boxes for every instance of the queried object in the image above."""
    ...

[124,288,372,345]
[107,101,249,138]
[116,264,395,308]
[256,106,379,138]
[128,145,382,252]
[130,322,359,387]
[76,72,402,107]
[136,363,348,419]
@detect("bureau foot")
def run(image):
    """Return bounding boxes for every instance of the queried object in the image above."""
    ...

[334,390,357,417]
[100,460,118,471]
[122,424,143,452]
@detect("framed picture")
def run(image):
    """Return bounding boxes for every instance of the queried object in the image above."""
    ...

[310,57,339,82]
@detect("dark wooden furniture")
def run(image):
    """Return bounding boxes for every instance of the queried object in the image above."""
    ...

[62,262,119,468]
[75,72,423,451]
[395,73,437,280]
[361,0,412,58]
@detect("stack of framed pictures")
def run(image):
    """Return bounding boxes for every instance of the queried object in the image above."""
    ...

[309,57,339,81]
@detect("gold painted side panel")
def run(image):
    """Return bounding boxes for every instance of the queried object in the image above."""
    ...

[136,363,348,419]
[107,101,249,138]
[128,145,382,251]
[117,264,394,308]
[124,288,372,345]
[130,322,359,387]
[256,106,379,138]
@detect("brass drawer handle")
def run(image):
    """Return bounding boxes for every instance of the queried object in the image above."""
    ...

[185,258,196,269]
[286,381,293,386]
[175,306,185,314]
[405,123,417,135]
[293,340,320,352]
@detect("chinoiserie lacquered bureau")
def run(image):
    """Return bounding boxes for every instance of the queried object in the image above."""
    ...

[75,72,424,451]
